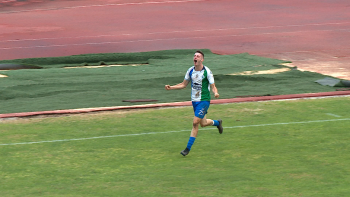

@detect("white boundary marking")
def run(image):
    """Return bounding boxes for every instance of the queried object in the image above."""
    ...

[326,113,342,117]
[0,118,349,146]
[1,22,349,43]
[0,0,204,14]
[1,28,349,50]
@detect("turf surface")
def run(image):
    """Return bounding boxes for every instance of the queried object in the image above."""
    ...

[0,49,339,114]
[1,97,350,196]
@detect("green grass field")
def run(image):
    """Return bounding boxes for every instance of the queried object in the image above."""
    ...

[1,97,350,196]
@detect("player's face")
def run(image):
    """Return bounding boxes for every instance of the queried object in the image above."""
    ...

[193,53,204,66]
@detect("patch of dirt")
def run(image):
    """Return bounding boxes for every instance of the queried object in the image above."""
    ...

[227,68,290,76]
[267,52,350,80]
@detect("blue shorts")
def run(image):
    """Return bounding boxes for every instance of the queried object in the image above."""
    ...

[192,101,210,119]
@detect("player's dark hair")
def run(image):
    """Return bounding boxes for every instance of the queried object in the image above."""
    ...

[195,50,204,58]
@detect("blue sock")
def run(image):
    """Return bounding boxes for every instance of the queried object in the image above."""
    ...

[213,120,220,126]
[186,137,196,150]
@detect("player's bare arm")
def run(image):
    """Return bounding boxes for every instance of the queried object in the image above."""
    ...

[210,83,220,98]
[165,79,189,90]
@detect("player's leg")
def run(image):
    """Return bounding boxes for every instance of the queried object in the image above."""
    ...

[199,108,223,134]
[181,101,223,156]
[181,116,201,156]
[200,115,213,127]
[208,117,223,134]
[181,102,204,156]
[191,116,202,137]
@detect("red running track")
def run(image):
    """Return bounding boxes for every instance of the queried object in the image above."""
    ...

[1,0,349,79]
[0,0,350,118]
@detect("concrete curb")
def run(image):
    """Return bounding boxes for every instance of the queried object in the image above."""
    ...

[1,91,350,119]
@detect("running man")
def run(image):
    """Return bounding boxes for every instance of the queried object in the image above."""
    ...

[165,50,223,156]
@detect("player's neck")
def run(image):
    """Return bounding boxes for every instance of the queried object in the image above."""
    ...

[194,64,204,71]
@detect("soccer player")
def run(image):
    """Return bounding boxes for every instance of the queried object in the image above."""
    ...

[165,50,223,156]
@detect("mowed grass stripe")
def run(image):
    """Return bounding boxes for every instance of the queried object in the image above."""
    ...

[1,118,349,146]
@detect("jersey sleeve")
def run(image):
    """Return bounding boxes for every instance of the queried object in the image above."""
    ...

[206,67,215,84]
[184,66,194,81]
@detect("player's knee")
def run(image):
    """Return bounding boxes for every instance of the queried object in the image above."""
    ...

[193,121,200,128]
[193,116,202,128]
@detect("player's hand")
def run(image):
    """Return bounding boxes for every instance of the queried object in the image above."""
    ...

[165,85,171,90]
[214,93,220,98]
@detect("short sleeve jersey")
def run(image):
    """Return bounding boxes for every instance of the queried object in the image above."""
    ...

[184,65,215,101]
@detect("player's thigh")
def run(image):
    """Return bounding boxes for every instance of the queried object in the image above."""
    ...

[193,101,210,119]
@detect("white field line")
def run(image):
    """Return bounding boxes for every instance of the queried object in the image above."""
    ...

[0,0,204,14]
[0,118,349,146]
[1,28,350,50]
[326,113,342,117]
[1,22,349,43]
